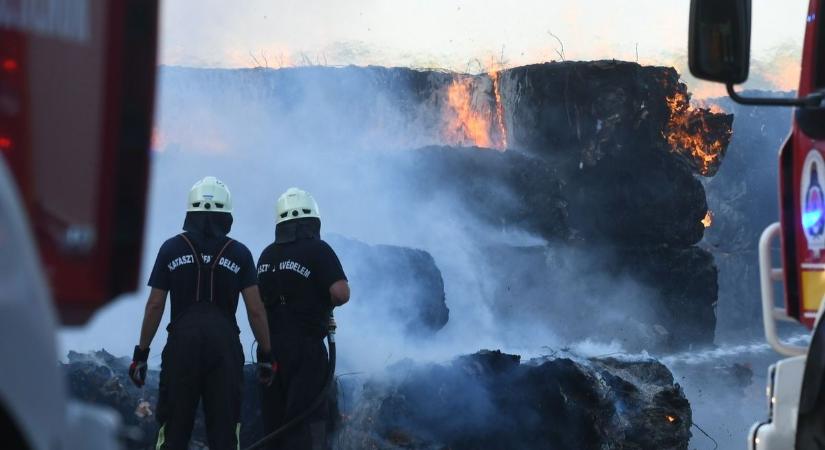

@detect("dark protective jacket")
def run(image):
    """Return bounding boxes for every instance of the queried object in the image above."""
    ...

[257,232,346,450]
[256,237,346,338]
[149,232,256,332]
[148,231,257,449]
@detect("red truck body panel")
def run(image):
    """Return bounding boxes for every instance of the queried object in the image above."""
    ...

[781,0,825,328]
[0,0,158,324]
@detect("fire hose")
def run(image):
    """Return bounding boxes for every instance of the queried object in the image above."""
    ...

[244,313,337,450]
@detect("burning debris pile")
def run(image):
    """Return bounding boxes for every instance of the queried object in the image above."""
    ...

[64,349,691,450]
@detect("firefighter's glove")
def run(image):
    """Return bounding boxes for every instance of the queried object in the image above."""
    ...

[129,345,150,388]
[257,348,278,387]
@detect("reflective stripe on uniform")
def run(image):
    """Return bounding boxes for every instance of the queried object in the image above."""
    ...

[156,423,166,450]
[236,422,241,450]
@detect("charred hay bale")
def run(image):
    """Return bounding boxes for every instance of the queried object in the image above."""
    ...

[404,143,706,247]
[325,234,449,335]
[565,145,708,247]
[502,61,675,161]
[592,357,692,448]
[334,350,691,450]
[479,243,716,352]
[614,246,718,349]
[403,146,570,241]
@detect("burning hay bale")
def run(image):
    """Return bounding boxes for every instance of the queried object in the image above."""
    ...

[500,61,733,177]
[334,350,691,450]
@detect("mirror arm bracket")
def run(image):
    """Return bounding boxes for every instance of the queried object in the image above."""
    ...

[726,83,824,108]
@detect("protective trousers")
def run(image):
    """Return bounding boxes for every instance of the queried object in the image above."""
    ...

[156,303,244,450]
[261,335,330,450]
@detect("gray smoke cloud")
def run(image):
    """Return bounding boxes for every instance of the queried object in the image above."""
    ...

[59,66,665,374]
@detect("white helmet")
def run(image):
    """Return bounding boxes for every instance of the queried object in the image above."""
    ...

[276,187,320,224]
[187,176,232,213]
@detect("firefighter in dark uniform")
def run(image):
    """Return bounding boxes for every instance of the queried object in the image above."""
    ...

[128,176,277,450]
[257,187,350,450]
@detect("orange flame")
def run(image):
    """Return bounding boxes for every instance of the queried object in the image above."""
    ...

[445,77,493,148]
[666,415,677,423]
[442,72,507,151]
[489,69,508,149]
[702,210,713,228]
[664,91,726,176]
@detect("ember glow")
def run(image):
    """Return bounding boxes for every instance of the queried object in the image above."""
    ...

[666,415,677,423]
[664,91,730,176]
[702,210,713,228]
[442,72,507,151]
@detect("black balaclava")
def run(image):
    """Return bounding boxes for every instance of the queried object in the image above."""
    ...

[275,217,320,244]
[183,211,233,240]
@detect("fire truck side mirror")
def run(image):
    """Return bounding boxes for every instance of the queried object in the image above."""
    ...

[688,0,751,84]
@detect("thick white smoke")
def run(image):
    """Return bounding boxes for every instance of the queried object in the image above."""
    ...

[59,66,664,376]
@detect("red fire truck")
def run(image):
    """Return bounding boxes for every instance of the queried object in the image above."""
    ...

[689,0,825,447]
[0,1,158,448]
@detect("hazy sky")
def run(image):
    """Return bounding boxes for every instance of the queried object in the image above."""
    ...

[161,0,810,95]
